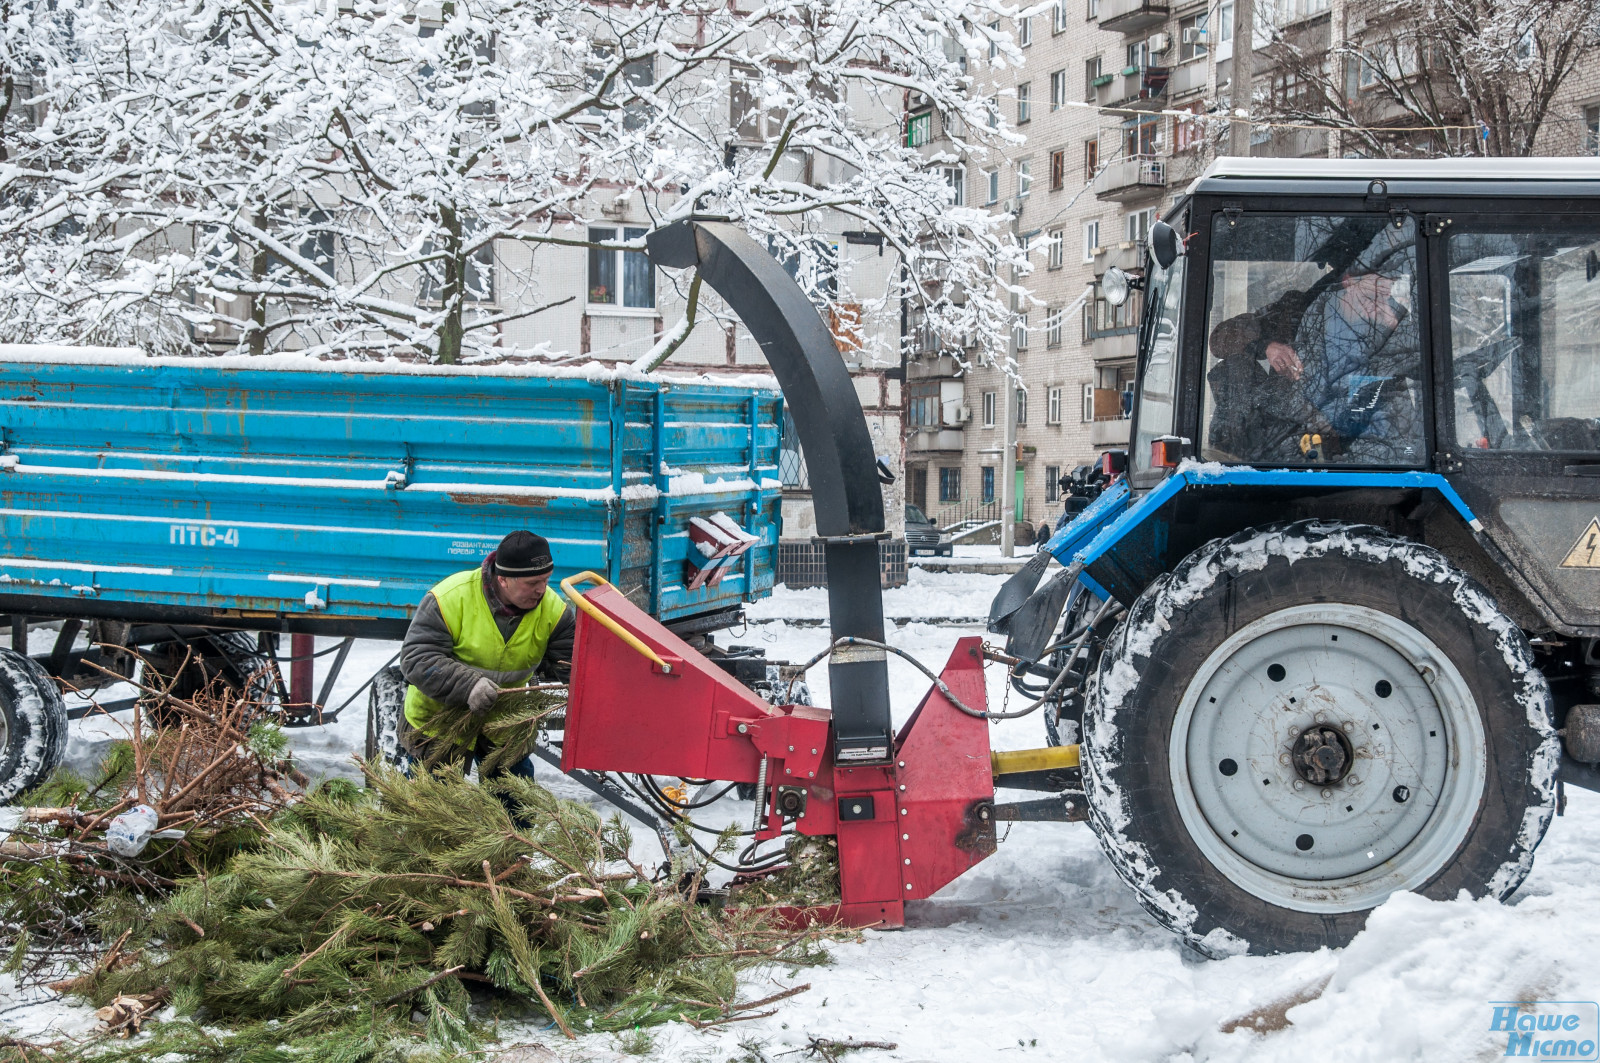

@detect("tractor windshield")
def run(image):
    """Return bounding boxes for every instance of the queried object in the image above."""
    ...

[1199,214,1425,466]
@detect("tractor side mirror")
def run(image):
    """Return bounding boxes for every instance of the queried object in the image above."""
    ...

[1149,220,1182,270]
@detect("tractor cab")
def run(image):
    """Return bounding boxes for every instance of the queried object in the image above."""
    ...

[1089,157,1600,637]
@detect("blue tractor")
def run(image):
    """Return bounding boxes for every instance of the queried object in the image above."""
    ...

[991,157,1600,955]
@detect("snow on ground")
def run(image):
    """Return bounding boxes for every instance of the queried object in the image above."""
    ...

[8,568,1600,1061]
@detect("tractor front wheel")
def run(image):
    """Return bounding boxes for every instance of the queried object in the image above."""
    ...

[1082,520,1558,956]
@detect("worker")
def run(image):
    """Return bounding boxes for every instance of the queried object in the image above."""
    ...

[398,529,575,775]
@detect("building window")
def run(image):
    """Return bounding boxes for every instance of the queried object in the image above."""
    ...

[1050,70,1067,111]
[982,390,997,427]
[908,382,941,428]
[1081,382,1095,422]
[1083,219,1100,262]
[1050,149,1065,191]
[730,61,793,142]
[1046,229,1064,269]
[1018,16,1032,46]
[985,169,1000,205]
[981,465,995,502]
[943,166,966,205]
[1174,103,1204,152]
[1047,386,1063,424]
[1125,207,1154,244]
[940,466,961,502]
[1014,313,1028,350]
[422,220,495,304]
[988,20,999,60]
[1053,0,1069,34]
[1087,0,1099,17]
[1045,465,1060,501]
[1122,114,1158,157]
[1587,105,1600,155]
[1085,137,1099,179]
[987,96,1000,129]
[1017,82,1031,124]
[588,226,654,308]
[1179,11,1209,62]
[1219,1,1234,42]
[1016,388,1027,424]
[906,111,932,147]
[1084,56,1103,99]
[1046,307,1063,346]
[1127,40,1149,70]
[1017,158,1032,198]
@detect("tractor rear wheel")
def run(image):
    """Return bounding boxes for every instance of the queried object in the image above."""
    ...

[1082,520,1558,956]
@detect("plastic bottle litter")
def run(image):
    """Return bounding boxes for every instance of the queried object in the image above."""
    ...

[105,804,159,857]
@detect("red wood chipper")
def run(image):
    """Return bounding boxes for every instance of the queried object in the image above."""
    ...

[551,219,1079,927]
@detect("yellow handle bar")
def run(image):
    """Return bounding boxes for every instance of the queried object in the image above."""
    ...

[560,571,674,674]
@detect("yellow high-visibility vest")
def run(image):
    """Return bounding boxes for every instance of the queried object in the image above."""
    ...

[403,567,564,746]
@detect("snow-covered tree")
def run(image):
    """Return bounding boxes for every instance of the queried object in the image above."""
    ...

[1255,0,1600,158]
[0,0,1025,365]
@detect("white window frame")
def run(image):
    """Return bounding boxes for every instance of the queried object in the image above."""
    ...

[1017,158,1032,198]
[1018,15,1032,46]
[1046,229,1064,270]
[1050,70,1067,110]
[1017,81,1031,123]
[985,168,1000,205]
[1083,219,1100,263]
[1586,104,1599,155]
[1045,465,1061,502]
[1045,307,1063,346]
[1015,313,1029,350]
[943,165,966,205]
[988,20,1000,60]
[1053,0,1069,33]
[1047,386,1062,424]
[1016,388,1027,424]
[982,389,997,427]
[1125,207,1154,244]
[1081,382,1095,423]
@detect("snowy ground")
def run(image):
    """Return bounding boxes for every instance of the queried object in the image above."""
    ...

[7,568,1600,1061]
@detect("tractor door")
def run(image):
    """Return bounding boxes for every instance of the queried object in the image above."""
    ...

[1430,214,1600,633]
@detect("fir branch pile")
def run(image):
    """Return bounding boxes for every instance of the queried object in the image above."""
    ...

[9,765,827,1061]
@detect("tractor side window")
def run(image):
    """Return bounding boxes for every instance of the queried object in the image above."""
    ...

[1200,214,1424,466]
[1131,250,1185,477]
[1447,228,1600,453]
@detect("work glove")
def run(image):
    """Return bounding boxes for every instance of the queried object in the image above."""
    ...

[468,676,500,715]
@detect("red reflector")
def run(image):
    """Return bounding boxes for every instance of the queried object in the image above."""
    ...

[1151,438,1183,469]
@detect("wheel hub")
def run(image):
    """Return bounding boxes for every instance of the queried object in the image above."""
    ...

[1291,724,1353,785]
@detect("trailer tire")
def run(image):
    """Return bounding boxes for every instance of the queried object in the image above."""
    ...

[0,649,68,804]
[365,665,408,768]
[1082,520,1558,957]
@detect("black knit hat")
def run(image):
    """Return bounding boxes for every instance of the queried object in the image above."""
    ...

[494,530,554,577]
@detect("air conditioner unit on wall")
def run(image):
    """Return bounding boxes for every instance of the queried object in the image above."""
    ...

[1148,31,1171,53]
[1181,27,1208,44]
[955,405,972,424]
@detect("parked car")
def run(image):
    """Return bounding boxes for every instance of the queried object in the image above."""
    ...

[904,504,952,556]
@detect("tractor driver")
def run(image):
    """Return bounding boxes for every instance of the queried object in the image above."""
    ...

[398,529,575,773]
[1205,219,1420,464]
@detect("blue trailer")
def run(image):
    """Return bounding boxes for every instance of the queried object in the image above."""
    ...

[0,346,783,800]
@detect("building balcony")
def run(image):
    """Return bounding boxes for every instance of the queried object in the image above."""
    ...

[1096,154,1167,202]
[1169,59,1209,97]
[909,427,967,454]
[1089,417,1131,446]
[1091,331,1139,362]
[1092,240,1143,276]
[907,353,963,380]
[1098,0,1170,34]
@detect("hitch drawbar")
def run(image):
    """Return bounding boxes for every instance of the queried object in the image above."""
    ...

[561,573,1002,927]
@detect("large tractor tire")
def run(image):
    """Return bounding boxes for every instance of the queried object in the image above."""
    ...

[0,648,68,804]
[1082,520,1558,957]
[364,665,409,769]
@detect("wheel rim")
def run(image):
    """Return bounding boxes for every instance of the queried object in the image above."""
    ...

[1169,603,1487,914]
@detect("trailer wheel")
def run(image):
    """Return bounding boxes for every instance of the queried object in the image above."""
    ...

[365,665,409,768]
[0,649,68,804]
[1082,520,1558,957]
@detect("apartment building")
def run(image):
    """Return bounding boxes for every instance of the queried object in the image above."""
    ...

[905,0,1599,537]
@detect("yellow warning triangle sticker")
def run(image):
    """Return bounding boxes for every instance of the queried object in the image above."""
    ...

[1560,518,1600,568]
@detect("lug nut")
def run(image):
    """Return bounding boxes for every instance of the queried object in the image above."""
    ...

[1342,721,1355,732]
[1320,788,1332,799]
[1292,780,1305,791]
